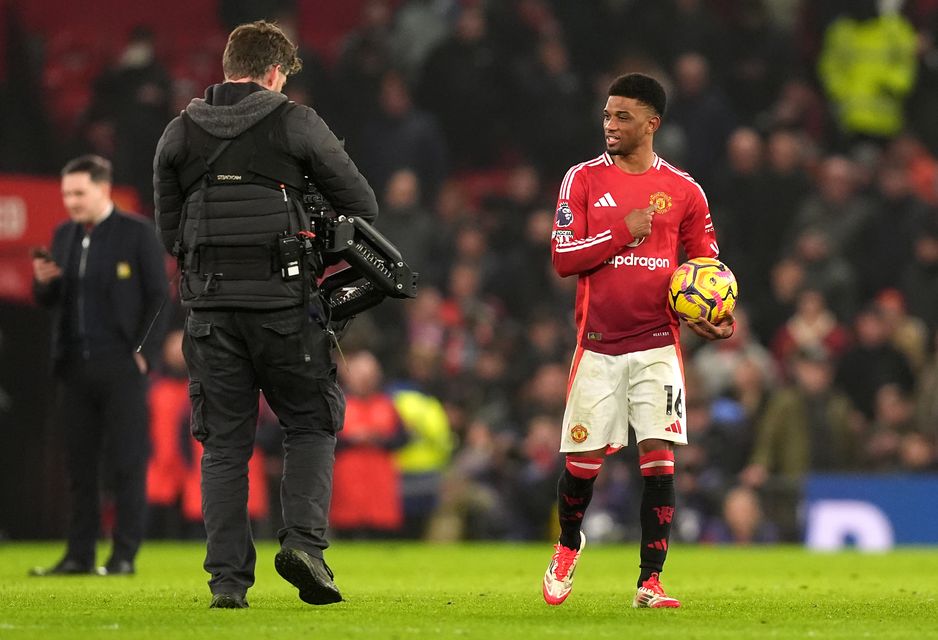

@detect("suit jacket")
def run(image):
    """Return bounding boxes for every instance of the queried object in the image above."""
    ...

[33,208,168,371]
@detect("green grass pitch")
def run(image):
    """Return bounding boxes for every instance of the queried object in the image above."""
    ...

[1,541,936,639]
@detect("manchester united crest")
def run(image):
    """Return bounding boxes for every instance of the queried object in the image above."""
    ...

[570,423,589,443]
[649,191,672,214]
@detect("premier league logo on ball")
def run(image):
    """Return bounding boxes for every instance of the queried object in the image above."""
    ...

[556,202,574,227]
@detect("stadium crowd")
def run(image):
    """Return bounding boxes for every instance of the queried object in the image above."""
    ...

[4,0,938,545]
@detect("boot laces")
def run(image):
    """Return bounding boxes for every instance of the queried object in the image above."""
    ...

[551,543,578,581]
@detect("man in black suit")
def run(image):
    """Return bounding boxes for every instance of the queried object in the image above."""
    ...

[30,155,168,576]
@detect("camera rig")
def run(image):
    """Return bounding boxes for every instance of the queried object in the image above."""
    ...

[303,182,418,326]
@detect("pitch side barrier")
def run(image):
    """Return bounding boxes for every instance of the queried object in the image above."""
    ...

[803,473,938,549]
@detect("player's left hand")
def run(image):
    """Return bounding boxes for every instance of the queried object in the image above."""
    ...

[686,311,735,340]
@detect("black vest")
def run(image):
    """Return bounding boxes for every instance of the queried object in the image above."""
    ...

[175,102,311,309]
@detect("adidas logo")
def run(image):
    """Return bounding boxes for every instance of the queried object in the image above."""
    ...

[593,192,618,207]
[647,538,668,551]
[664,420,682,434]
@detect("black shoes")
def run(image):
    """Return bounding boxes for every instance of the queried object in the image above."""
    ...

[275,548,343,605]
[97,559,135,576]
[207,549,341,608]
[28,558,96,576]
[210,593,249,609]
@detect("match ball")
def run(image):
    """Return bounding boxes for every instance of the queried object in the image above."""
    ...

[668,257,738,323]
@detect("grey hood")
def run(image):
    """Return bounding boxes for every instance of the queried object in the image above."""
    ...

[184,89,288,139]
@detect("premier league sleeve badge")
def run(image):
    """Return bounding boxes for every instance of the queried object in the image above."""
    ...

[555,201,574,227]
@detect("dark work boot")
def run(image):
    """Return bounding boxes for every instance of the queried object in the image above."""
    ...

[275,548,342,605]
[209,593,249,609]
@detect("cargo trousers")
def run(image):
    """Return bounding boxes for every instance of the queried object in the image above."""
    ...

[183,305,344,597]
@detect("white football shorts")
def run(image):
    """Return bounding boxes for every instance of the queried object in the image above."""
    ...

[560,344,688,452]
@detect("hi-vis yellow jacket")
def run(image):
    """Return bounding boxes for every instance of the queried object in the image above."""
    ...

[818,13,917,137]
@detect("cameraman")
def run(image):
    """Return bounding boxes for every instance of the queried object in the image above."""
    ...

[153,20,377,608]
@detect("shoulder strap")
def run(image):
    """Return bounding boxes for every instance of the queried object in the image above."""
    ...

[172,115,236,258]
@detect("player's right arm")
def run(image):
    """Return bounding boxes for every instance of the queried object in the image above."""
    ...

[550,166,639,277]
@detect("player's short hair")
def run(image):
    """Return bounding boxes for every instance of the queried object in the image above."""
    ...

[608,73,666,117]
[61,155,112,183]
[223,20,302,81]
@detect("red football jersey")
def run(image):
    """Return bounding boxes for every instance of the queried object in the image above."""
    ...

[551,152,719,355]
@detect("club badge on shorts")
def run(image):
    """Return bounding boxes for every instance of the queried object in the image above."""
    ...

[570,423,589,444]
[116,262,132,279]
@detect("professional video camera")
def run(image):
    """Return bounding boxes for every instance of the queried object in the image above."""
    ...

[303,182,418,329]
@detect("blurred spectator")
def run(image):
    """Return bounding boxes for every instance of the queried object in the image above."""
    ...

[500,414,563,540]
[906,7,938,151]
[722,0,793,124]
[748,129,812,288]
[766,78,830,142]
[491,208,564,321]
[726,352,775,429]
[667,51,737,187]
[742,346,862,483]
[692,307,777,400]
[749,256,805,345]
[417,3,505,167]
[817,0,917,141]
[487,0,562,65]
[275,12,339,125]
[793,155,874,261]
[480,163,547,253]
[788,227,858,320]
[513,361,568,427]
[770,288,850,372]
[391,368,455,538]
[887,134,938,206]
[83,26,172,212]
[427,418,505,541]
[334,0,395,135]
[390,0,455,82]
[509,35,591,177]
[740,345,861,539]
[701,485,780,545]
[900,222,938,332]
[507,314,571,389]
[875,289,930,372]
[836,305,916,421]
[709,127,768,285]
[439,260,502,374]
[854,165,931,299]
[149,330,270,538]
[0,6,53,173]
[423,179,476,289]
[375,169,438,278]
[914,330,938,435]
[657,0,727,67]
[899,432,938,471]
[676,373,754,542]
[331,350,407,538]
[350,70,448,201]
[146,329,199,539]
[865,383,922,470]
